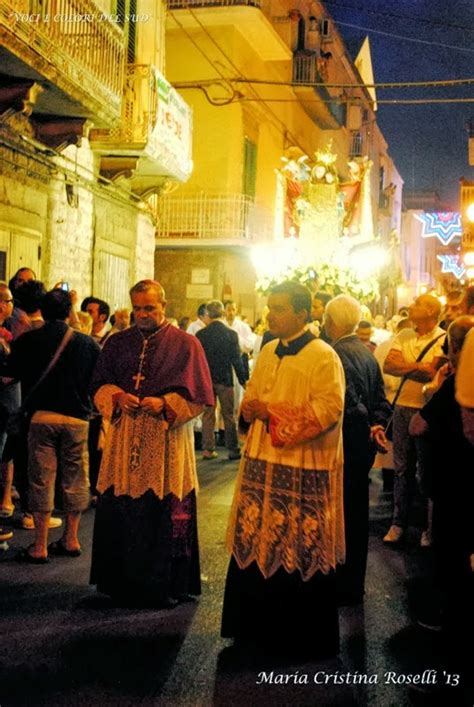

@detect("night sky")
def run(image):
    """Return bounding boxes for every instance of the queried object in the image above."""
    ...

[326,0,474,209]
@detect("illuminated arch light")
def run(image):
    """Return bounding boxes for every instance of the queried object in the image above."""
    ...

[415,212,462,245]
[437,254,465,279]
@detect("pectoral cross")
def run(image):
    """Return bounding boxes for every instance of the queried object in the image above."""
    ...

[132,372,145,390]
[133,336,149,391]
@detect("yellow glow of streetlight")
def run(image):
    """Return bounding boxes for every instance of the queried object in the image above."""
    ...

[463,250,474,266]
[465,266,474,280]
[466,203,474,223]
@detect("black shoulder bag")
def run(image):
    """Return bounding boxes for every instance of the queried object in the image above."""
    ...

[384,332,446,441]
[3,328,75,460]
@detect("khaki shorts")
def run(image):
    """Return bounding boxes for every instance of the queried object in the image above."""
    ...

[28,411,90,513]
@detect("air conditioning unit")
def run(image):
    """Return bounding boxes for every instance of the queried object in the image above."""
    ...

[320,19,331,39]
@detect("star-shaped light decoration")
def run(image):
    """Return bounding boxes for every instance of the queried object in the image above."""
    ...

[415,212,462,246]
[437,254,465,279]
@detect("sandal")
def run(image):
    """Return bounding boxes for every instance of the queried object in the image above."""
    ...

[48,540,81,557]
[0,506,14,518]
[16,546,49,564]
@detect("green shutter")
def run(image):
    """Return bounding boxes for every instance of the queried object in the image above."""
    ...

[242,138,257,198]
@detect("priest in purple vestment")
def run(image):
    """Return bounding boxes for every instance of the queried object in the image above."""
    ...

[89,280,214,607]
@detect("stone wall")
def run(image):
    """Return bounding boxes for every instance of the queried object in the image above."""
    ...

[0,137,155,302]
[154,247,259,323]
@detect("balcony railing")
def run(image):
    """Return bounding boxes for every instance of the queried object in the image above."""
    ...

[156,192,273,242]
[1,0,124,122]
[93,64,157,146]
[90,65,193,182]
[292,53,346,128]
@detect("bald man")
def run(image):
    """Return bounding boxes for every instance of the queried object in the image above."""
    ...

[383,295,447,547]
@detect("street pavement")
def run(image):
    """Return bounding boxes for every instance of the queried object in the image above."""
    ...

[0,457,468,706]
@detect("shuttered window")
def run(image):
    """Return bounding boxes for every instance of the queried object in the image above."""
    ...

[115,0,136,62]
[242,137,257,199]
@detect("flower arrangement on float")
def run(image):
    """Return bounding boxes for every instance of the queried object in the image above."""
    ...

[255,263,378,304]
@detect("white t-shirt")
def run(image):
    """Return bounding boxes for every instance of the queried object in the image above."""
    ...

[372,327,392,346]
[186,319,205,336]
[390,326,446,408]
[374,335,399,403]
[456,327,474,407]
[227,317,255,352]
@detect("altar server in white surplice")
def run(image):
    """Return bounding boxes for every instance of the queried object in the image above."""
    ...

[221,281,346,658]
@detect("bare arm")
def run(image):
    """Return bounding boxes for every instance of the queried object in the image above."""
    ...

[384,349,438,383]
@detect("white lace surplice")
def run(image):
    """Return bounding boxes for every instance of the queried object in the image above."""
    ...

[227,338,346,581]
[94,385,202,501]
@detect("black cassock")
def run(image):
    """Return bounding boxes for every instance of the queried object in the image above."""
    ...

[333,334,391,605]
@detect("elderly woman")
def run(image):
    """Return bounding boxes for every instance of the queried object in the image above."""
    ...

[325,295,391,605]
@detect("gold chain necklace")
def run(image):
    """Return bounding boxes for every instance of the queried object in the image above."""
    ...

[131,324,166,392]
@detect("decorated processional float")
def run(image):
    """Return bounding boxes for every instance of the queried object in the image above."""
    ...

[252,142,401,309]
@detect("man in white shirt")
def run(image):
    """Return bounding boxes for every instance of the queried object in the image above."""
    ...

[383,294,446,547]
[224,301,255,352]
[224,300,255,413]
[186,304,209,336]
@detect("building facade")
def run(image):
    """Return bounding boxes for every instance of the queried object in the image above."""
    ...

[0,0,191,307]
[156,0,403,322]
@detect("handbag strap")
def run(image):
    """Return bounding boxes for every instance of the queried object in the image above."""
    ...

[391,332,446,408]
[20,326,75,411]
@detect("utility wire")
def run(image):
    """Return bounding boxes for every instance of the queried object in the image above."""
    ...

[239,97,474,105]
[167,10,235,104]
[172,4,309,150]
[221,77,474,90]
[335,20,474,53]
[322,0,474,33]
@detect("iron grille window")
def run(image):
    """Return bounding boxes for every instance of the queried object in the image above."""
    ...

[350,131,363,157]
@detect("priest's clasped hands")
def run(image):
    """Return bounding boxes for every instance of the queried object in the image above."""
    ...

[241,399,269,423]
[117,392,165,416]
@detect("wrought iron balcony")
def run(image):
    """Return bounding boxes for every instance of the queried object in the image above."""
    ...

[90,65,193,184]
[292,52,346,129]
[0,0,125,125]
[155,192,274,244]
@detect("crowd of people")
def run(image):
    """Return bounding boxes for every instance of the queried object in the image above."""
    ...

[0,268,472,694]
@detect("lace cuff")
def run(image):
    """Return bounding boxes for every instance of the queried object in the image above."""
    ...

[164,393,203,429]
[94,384,123,421]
